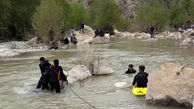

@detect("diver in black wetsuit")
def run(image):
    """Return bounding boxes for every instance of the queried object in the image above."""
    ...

[48,59,68,93]
[125,64,136,74]
[36,57,51,90]
[132,65,148,87]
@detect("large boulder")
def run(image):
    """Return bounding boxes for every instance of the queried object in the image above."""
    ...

[146,62,194,108]
[89,60,114,75]
[74,25,95,45]
[67,65,92,84]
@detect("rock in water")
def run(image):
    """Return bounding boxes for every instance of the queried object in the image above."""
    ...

[74,25,94,45]
[146,62,194,108]
[67,65,92,84]
[89,37,110,44]
[89,60,114,75]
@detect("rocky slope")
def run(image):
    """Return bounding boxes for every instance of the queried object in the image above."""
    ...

[69,0,179,19]
[69,0,138,18]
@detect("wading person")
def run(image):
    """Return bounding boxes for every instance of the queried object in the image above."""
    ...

[70,28,75,37]
[36,57,51,90]
[93,29,100,38]
[125,64,136,74]
[132,65,148,87]
[49,59,68,93]
[150,26,155,38]
[80,23,85,34]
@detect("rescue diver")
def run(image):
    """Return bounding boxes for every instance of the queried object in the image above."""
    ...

[36,57,51,90]
[48,59,68,93]
[132,65,148,87]
[125,64,136,74]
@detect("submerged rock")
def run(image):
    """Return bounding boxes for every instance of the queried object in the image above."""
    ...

[89,60,114,75]
[146,62,194,108]
[67,65,92,84]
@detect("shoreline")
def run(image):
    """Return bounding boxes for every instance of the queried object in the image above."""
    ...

[0,26,194,58]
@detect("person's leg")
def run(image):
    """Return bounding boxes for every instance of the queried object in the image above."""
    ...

[41,74,49,90]
[153,32,154,38]
[44,80,49,90]
[36,76,43,89]
[50,83,54,91]
[150,32,153,38]
[55,81,61,93]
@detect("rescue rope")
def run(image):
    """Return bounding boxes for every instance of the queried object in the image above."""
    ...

[65,85,96,109]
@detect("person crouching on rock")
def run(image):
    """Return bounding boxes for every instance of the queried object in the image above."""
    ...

[132,65,148,87]
[125,64,136,74]
[36,57,51,90]
[48,59,68,93]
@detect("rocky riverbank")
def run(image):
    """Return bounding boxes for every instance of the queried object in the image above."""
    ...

[114,28,194,47]
[1,25,194,58]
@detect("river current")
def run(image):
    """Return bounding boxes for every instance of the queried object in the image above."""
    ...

[0,38,193,109]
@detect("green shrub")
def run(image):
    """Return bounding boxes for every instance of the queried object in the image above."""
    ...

[88,0,129,31]
[69,2,89,29]
[135,0,169,32]
[0,0,10,39]
[169,3,184,28]
[32,0,64,43]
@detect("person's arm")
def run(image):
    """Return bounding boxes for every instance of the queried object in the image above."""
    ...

[132,75,137,86]
[125,70,129,74]
[145,73,149,84]
[39,64,43,74]
[60,66,68,84]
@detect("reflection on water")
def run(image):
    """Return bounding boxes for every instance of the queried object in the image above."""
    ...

[0,38,192,109]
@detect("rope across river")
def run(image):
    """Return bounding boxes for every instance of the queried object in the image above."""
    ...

[65,85,97,109]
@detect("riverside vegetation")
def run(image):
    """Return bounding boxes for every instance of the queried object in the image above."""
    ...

[0,0,194,44]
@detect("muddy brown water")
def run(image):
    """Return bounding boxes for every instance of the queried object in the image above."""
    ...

[0,38,193,109]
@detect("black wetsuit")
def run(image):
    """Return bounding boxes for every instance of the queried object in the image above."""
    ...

[48,65,68,93]
[36,60,51,90]
[71,36,77,44]
[150,26,155,38]
[132,72,148,87]
[81,24,85,33]
[125,69,136,74]
[64,37,69,45]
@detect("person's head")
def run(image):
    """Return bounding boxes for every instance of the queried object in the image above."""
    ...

[54,59,59,66]
[39,57,45,64]
[139,65,145,73]
[128,64,134,71]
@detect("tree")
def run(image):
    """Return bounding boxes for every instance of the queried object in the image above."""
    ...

[69,2,89,29]
[9,0,40,40]
[169,2,184,28]
[135,0,169,32]
[0,0,10,39]
[88,0,128,32]
[32,0,64,44]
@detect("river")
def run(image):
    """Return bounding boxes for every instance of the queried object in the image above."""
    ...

[0,38,193,109]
